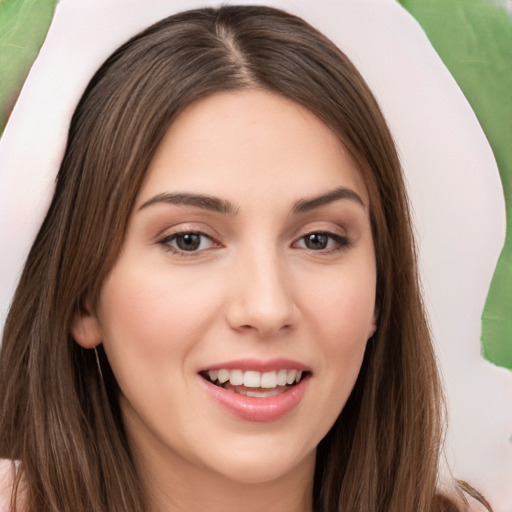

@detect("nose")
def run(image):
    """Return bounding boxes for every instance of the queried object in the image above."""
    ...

[226,249,297,338]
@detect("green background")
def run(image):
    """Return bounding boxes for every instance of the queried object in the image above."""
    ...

[398,0,512,369]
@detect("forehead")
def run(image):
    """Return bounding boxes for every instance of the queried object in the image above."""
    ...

[137,90,369,207]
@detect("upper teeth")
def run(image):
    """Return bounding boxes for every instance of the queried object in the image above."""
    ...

[208,369,303,388]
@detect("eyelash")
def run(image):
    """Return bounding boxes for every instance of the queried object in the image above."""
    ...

[157,230,352,256]
[157,231,219,256]
[294,232,352,253]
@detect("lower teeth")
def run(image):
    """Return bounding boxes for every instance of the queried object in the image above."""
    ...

[221,382,291,397]
[236,387,286,397]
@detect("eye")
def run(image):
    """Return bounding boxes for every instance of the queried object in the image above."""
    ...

[295,232,350,252]
[158,231,218,254]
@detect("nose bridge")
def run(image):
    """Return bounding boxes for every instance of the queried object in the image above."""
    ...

[227,242,296,336]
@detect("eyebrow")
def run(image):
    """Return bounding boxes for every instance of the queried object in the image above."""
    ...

[138,187,365,215]
[138,192,239,215]
[292,187,366,213]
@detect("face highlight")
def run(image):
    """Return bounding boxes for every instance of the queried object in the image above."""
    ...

[73,90,377,495]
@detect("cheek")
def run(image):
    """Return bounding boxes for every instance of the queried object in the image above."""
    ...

[312,284,373,381]
[96,261,224,371]
[297,260,376,415]
[300,262,376,347]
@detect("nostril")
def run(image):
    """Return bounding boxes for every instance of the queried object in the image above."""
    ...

[225,278,297,337]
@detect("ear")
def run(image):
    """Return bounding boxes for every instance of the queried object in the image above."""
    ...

[71,307,103,349]
[368,308,378,339]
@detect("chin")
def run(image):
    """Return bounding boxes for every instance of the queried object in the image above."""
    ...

[205,444,316,485]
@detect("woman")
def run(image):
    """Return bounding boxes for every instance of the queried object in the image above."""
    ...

[0,5,491,512]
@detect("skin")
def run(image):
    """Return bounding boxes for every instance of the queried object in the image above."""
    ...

[72,90,377,512]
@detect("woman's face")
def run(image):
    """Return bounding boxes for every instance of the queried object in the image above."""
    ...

[74,90,376,487]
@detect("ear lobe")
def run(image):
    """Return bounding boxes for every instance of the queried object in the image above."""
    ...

[368,309,378,339]
[71,310,103,349]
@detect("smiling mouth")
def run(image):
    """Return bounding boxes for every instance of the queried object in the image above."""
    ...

[200,369,310,397]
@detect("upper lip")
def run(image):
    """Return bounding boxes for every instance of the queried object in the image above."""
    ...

[197,358,311,373]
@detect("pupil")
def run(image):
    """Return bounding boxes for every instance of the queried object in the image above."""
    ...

[306,233,328,250]
[177,233,200,251]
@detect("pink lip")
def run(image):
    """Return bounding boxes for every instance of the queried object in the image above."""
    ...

[198,358,310,373]
[199,373,310,423]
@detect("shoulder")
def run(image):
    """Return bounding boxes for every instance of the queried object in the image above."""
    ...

[0,459,14,511]
[0,459,24,512]
[443,481,493,512]
[458,481,493,512]
[437,480,493,512]
[460,494,492,512]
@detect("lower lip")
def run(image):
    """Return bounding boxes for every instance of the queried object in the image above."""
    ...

[200,376,310,422]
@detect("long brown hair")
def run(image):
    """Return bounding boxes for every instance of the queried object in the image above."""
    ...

[0,6,460,511]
